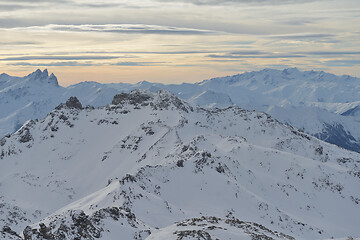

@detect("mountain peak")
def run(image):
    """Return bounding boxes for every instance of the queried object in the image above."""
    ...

[282,67,300,75]
[25,69,59,86]
[0,72,9,77]
[112,89,153,105]
[112,89,193,112]
[27,69,46,78]
[65,96,83,109]
[136,80,151,85]
[55,96,83,110]
[0,73,10,82]
[48,72,59,86]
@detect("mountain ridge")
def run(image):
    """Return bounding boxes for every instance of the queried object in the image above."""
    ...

[2,68,360,155]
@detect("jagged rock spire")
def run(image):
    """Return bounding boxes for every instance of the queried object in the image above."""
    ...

[26,69,59,86]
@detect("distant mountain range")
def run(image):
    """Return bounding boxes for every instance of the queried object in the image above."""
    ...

[1,90,359,239]
[2,68,360,153]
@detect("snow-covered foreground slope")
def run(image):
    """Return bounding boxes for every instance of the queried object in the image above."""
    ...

[1,90,359,239]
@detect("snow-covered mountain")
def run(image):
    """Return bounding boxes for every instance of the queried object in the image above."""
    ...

[0,69,61,138]
[122,68,360,153]
[1,90,359,239]
[266,105,360,153]
[0,70,122,138]
[2,68,360,154]
[195,68,360,111]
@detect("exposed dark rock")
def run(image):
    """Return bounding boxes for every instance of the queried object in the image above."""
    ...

[59,114,68,121]
[55,97,83,110]
[111,89,193,113]
[97,119,109,125]
[21,206,144,240]
[315,146,323,155]
[141,125,154,135]
[1,226,22,239]
[154,89,192,113]
[176,160,184,167]
[216,165,225,173]
[112,90,152,105]
[134,230,151,240]
[15,120,36,144]
[181,145,189,153]
[24,210,102,240]
[174,216,295,240]
[18,129,32,143]
[65,97,82,109]
[71,211,101,238]
[38,223,55,240]
[23,226,38,240]
[0,137,6,146]
[120,174,137,184]
[290,130,311,140]
[85,105,95,110]
[174,229,212,240]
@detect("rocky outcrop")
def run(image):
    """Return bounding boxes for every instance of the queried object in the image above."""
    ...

[112,89,193,112]
[112,90,152,105]
[65,97,82,109]
[55,97,83,110]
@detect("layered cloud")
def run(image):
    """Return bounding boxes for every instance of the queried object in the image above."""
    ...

[325,59,360,67]
[8,61,97,67]
[0,55,119,61]
[7,24,217,35]
[0,0,359,84]
[112,61,167,66]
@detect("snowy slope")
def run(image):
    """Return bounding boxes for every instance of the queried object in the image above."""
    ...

[1,90,359,239]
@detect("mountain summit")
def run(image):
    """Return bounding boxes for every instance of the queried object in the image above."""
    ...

[25,69,59,86]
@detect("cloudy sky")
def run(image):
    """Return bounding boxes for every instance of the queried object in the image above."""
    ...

[0,0,359,85]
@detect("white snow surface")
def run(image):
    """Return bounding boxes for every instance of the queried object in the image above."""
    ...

[1,90,359,239]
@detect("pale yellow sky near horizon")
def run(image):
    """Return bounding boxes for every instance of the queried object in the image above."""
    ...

[0,0,359,85]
